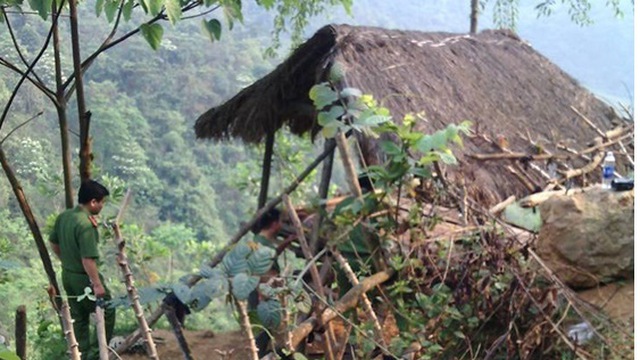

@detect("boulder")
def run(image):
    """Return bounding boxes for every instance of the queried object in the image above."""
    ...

[535,186,634,289]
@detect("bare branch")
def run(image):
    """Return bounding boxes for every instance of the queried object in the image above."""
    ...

[0,57,57,102]
[0,0,64,131]
[2,8,47,86]
[0,111,44,145]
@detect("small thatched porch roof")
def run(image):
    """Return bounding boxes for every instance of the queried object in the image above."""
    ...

[195,24,619,205]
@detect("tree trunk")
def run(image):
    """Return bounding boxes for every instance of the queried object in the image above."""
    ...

[0,146,62,310]
[68,0,92,181]
[52,1,74,207]
[470,0,479,34]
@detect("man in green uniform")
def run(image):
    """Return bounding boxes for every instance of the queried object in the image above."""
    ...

[49,180,115,360]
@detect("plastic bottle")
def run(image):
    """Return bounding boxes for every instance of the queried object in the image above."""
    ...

[602,151,615,189]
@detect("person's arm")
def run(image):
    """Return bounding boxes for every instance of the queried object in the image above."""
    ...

[81,258,106,298]
[50,243,61,259]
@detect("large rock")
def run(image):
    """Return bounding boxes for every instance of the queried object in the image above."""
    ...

[535,186,634,289]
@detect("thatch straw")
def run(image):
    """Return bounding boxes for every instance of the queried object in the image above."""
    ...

[195,24,620,205]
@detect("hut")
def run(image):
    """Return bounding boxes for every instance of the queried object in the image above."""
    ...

[195,24,621,207]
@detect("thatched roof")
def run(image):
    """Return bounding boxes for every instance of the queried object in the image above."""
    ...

[195,24,619,204]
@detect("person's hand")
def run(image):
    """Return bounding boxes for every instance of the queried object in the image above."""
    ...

[92,282,106,298]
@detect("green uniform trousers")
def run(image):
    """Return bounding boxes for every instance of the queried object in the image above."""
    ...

[62,270,115,360]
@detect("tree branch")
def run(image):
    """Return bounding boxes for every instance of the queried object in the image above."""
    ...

[0,0,63,131]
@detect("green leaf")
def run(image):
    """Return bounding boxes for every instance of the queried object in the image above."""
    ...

[257,298,281,328]
[295,290,312,313]
[189,278,225,311]
[317,106,344,126]
[122,0,134,21]
[28,0,52,19]
[292,353,309,360]
[355,114,391,126]
[328,63,346,82]
[231,273,260,300]
[309,84,338,109]
[222,0,243,29]
[95,0,105,16]
[164,0,182,25]
[380,140,402,156]
[140,23,164,50]
[223,242,251,276]
[203,19,222,41]
[105,0,119,22]
[142,0,162,15]
[136,287,168,305]
[321,124,339,138]
[247,246,275,275]
[339,88,362,98]
[172,283,191,305]
[0,350,21,360]
[437,150,458,165]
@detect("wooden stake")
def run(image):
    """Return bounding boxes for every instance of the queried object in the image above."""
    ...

[283,195,337,360]
[95,306,109,360]
[60,300,81,360]
[14,305,26,360]
[235,299,259,360]
[258,132,275,210]
[335,130,362,198]
[332,251,387,348]
[110,190,158,359]
[163,303,193,360]
[290,269,394,349]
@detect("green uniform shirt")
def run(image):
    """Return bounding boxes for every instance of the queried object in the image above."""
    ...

[49,206,100,274]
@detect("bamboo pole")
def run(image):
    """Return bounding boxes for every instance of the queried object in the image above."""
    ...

[110,190,158,359]
[289,269,394,349]
[95,305,109,360]
[60,300,81,360]
[332,251,386,348]
[235,299,259,360]
[335,130,362,198]
[283,195,337,360]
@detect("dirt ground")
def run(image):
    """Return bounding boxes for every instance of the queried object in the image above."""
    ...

[119,282,632,360]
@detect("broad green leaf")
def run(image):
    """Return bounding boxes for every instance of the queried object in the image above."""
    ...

[105,0,119,23]
[321,124,338,138]
[339,87,362,98]
[292,353,309,360]
[222,0,243,29]
[355,114,391,126]
[136,287,167,305]
[328,63,346,82]
[295,290,312,313]
[437,150,458,165]
[223,251,249,277]
[317,106,344,126]
[28,0,52,19]
[247,246,275,275]
[203,19,222,41]
[122,0,134,21]
[231,273,259,300]
[410,166,430,178]
[142,0,162,15]
[165,0,182,25]
[257,298,281,328]
[140,23,163,50]
[172,283,191,305]
[189,278,225,311]
[380,140,402,156]
[0,350,21,360]
[309,84,338,109]
[95,0,105,16]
